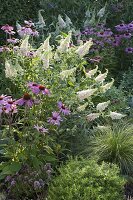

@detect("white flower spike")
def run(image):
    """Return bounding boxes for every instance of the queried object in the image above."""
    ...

[96,101,110,112]
[77,88,97,101]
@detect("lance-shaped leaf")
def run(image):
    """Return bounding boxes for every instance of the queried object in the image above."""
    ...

[95,69,108,82]
[86,66,98,78]
[60,67,76,80]
[96,101,110,112]
[20,35,30,56]
[75,39,93,58]
[77,88,97,101]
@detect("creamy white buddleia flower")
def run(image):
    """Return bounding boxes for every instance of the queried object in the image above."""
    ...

[109,111,126,120]
[96,101,110,112]
[20,35,29,55]
[58,15,66,29]
[94,69,108,82]
[87,113,100,122]
[65,14,72,26]
[57,32,72,53]
[38,10,46,28]
[86,66,98,78]
[77,88,97,101]
[5,60,17,78]
[77,102,88,112]
[75,39,93,58]
[36,35,52,69]
[36,35,51,57]
[100,78,114,93]
[60,67,76,79]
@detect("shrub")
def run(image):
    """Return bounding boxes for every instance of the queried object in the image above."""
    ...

[48,158,125,200]
[89,122,133,175]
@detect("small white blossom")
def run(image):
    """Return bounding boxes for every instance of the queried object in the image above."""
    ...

[77,88,97,101]
[86,66,98,78]
[75,39,93,57]
[96,101,110,112]
[109,111,126,120]
[87,113,100,122]
[95,69,108,82]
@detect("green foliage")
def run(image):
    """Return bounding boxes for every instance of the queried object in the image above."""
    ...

[48,158,125,200]
[89,122,133,175]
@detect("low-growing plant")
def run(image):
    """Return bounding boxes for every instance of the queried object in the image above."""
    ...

[89,122,133,175]
[48,158,125,200]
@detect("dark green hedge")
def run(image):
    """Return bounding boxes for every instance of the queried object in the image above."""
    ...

[0,0,40,25]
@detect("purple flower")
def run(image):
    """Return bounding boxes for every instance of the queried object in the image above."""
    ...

[123,32,132,39]
[5,176,12,182]
[4,100,17,114]
[1,24,15,34]
[18,26,33,37]
[7,38,19,44]
[26,51,35,58]
[48,112,62,126]
[28,82,50,96]
[24,20,34,27]
[125,47,133,54]
[34,181,41,190]
[11,180,16,186]
[128,23,133,32]
[34,125,48,134]
[115,24,128,32]
[31,29,39,37]
[0,95,8,105]
[112,40,120,47]
[16,93,34,107]
[97,30,113,38]
[58,101,70,115]
[0,46,10,53]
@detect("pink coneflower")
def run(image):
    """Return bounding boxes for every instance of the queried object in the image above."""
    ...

[7,38,19,44]
[48,112,62,126]
[4,100,17,114]
[0,46,10,52]
[34,125,48,134]
[58,101,70,115]
[1,24,15,34]
[18,26,33,37]
[31,29,39,37]
[16,93,34,107]
[26,51,35,58]
[24,20,34,27]
[27,82,50,96]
